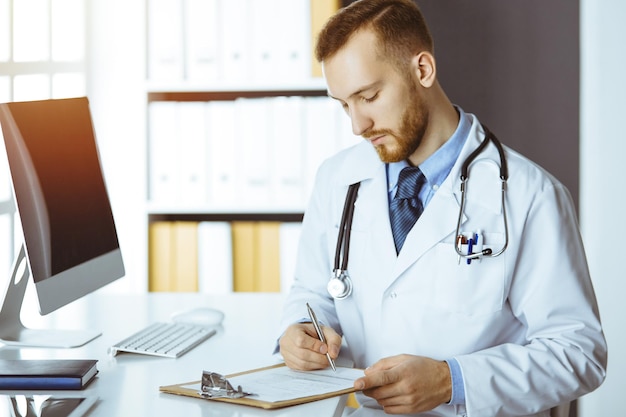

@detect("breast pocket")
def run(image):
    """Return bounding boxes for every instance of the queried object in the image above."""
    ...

[431,233,506,316]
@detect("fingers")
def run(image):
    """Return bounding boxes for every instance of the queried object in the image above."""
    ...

[354,365,397,391]
[279,323,341,371]
[322,325,342,358]
[353,355,453,415]
[354,354,408,390]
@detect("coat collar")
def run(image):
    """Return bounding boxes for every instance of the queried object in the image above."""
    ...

[332,140,383,186]
[335,115,494,284]
[329,116,500,283]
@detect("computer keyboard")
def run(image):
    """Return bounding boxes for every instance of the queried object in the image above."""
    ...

[110,322,217,358]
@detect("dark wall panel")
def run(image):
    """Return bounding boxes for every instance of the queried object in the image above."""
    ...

[417,0,579,206]
[340,0,580,206]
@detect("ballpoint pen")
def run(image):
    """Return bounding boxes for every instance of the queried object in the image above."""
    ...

[306,302,337,372]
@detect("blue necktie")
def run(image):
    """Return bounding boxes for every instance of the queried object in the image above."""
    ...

[389,167,426,254]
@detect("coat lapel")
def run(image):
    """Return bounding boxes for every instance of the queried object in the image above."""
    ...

[389,117,487,282]
[392,177,463,278]
[332,118,491,287]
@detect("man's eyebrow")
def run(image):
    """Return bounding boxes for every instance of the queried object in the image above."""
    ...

[327,82,380,101]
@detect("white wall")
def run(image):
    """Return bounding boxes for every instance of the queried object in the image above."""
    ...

[87,0,147,294]
[579,0,626,415]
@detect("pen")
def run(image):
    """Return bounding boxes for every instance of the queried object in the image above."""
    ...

[306,303,336,372]
[456,235,466,265]
[466,234,474,265]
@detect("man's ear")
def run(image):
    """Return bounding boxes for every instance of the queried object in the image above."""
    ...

[411,51,436,88]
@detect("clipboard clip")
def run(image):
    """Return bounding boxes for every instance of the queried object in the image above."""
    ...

[199,371,255,399]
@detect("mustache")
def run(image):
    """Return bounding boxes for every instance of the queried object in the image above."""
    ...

[362,129,394,140]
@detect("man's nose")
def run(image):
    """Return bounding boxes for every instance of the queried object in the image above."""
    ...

[349,108,373,136]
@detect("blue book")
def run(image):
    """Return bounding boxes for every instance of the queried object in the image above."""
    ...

[0,359,98,390]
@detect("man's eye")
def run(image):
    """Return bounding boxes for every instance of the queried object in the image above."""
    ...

[362,93,378,103]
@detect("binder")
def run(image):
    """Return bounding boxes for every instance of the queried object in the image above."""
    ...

[249,0,278,82]
[177,102,208,204]
[207,100,238,205]
[148,221,174,292]
[171,221,199,292]
[231,221,281,292]
[231,221,256,292]
[148,221,199,292]
[147,0,184,81]
[160,363,362,410]
[270,96,305,207]
[255,221,281,293]
[148,102,180,203]
[197,221,234,294]
[277,0,310,81]
[184,0,221,82]
[220,0,251,82]
[303,97,339,198]
[238,98,271,206]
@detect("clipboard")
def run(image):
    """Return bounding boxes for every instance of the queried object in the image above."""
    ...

[159,363,363,410]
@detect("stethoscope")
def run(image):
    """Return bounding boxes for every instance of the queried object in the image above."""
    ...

[327,125,509,300]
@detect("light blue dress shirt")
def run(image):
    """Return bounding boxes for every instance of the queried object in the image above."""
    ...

[386,106,470,405]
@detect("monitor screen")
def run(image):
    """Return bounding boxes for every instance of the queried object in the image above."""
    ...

[0,97,124,347]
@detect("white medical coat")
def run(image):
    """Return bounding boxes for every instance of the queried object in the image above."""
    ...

[279,115,607,416]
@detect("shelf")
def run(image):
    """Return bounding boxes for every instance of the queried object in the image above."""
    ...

[147,88,328,102]
[146,78,328,93]
[148,212,304,223]
[147,203,304,222]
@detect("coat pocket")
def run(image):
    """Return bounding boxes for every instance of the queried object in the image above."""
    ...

[430,235,506,316]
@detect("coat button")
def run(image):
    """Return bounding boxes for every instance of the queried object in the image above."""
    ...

[389,292,398,299]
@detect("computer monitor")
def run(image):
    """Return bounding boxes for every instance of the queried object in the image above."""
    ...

[0,97,125,348]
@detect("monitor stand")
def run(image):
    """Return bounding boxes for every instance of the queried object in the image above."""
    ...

[0,244,101,348]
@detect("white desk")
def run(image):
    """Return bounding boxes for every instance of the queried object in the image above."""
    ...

[0,293,348,417]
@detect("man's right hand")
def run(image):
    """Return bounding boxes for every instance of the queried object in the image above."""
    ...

[279,322,342,370]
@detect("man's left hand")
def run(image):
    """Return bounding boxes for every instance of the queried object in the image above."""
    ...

[353,354,452,415]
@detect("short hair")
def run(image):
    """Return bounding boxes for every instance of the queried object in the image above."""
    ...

[315,0,434,72]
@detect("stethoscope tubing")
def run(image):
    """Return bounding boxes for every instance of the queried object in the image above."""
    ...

[454,125,509,259]
[334,182,360,274]
[329,125,509,299]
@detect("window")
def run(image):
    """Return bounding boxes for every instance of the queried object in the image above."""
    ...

[0,0,87,274]
[0,0,86,101]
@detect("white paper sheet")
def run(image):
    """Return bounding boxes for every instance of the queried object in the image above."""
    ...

[183,367,364,403]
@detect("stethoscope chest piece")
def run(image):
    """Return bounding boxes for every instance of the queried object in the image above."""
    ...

[328,270,352,300]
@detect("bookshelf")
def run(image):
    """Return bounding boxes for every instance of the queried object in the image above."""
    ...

[145,0,347,294]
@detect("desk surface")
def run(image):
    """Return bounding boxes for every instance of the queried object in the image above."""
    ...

[0,293,347,417]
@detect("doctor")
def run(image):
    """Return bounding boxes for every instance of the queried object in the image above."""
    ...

[277,0,607,416]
